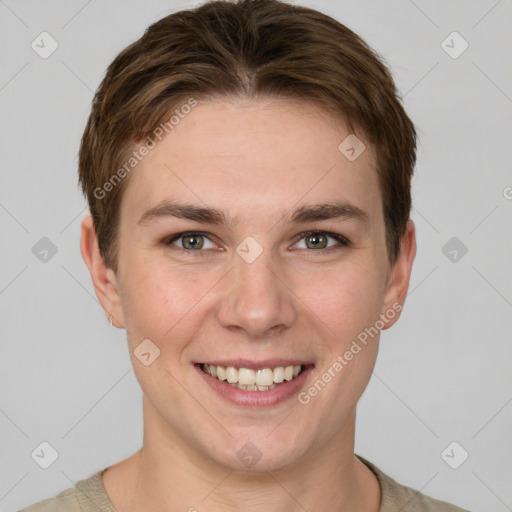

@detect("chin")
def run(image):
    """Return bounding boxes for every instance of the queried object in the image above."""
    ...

[204,429,310,474]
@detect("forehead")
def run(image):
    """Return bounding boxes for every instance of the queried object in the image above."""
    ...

[120,97,382,227]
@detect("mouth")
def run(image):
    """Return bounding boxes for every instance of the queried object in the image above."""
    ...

[198,362,310,391]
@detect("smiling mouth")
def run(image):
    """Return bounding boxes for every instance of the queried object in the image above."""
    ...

[198,363,309,391]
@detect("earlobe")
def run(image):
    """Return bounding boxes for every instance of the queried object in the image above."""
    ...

[80,215,125,328]
[380,219,417,329]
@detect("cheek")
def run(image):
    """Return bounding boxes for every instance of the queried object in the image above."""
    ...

[123,274,181,335]
[297,264,384,404]
[118,252,221,348]
[296,260,385,341]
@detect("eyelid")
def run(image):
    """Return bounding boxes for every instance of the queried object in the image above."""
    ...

[164,230,351,252]
[165,231,219,251]
[291,230,351,250]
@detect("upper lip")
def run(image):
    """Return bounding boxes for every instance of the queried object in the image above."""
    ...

[196,359,314,370]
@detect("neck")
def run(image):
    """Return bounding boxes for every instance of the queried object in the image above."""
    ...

[102,397,380,512]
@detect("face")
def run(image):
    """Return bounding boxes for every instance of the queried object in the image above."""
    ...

[87,97,415,473]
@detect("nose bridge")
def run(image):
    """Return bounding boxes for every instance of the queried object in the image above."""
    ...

[216,245,296,338]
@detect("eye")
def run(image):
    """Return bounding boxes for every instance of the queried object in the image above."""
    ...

[294,230,350,251]
[165,232,217,251]
[163,230,349,253]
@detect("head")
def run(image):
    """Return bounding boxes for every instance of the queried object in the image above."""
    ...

[80,0,416,472]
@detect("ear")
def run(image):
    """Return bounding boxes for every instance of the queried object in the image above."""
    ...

[380,219,416,330]
[80,215,125,328]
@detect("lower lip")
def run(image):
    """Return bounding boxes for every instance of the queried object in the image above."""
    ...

[194,364,314,407]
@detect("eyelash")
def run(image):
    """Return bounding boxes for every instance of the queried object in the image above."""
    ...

[163,230,351,254]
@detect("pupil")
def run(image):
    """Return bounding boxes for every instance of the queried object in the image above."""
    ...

[184,235,203,249]
[307,234,326,249]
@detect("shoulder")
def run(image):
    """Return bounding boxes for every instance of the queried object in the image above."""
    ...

[18,469,115,512]
[357,456,470,512]
[18,487,79,512]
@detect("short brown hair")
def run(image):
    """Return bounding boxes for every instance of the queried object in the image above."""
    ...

[78,0,416,272]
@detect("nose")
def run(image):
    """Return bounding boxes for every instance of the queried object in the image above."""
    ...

[216,249,297,339]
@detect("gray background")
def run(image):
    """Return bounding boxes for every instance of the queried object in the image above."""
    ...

[1,1,511,511]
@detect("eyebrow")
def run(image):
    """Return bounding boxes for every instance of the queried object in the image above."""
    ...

[137,200,369,226]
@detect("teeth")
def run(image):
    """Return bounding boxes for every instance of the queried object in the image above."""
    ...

[234,383,277,391]
[216,365,226,380]
[256,368,273,386]
[238,368,256,386]
[273,366,284,383]
[226,366,238,383]
[201,363,304,390]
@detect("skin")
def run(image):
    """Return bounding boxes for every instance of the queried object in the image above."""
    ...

[81,97,416,511]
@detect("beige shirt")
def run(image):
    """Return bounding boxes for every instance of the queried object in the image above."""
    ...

[19,456,469,512]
